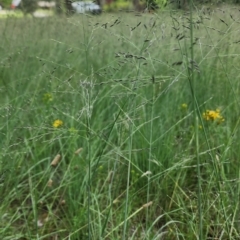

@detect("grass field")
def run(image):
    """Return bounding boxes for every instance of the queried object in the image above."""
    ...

[1,5,240,239]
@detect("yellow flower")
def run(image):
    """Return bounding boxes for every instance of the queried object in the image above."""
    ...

[43,93,53,103]
[203,109,224,124]
[181,103,188,109]
[53,119,63,128]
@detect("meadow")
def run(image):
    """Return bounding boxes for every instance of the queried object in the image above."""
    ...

[0,5,240,239]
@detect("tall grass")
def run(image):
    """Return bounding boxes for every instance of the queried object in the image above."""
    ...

[0,5,240,239]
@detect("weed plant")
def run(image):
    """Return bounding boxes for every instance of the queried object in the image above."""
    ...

[0,4,240,240]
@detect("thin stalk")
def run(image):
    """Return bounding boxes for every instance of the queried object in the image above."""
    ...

[122,26,151,239]
[108,202,152,239]
[87,91,92,240]
[146,81,155,230]
[122,126,133,240]
[189,1,203,239]
[81,17,92,240]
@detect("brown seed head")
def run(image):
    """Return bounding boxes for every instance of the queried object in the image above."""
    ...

[74,148,83,155]
[142,201,153,209]
[51,154,61,167]
[47,179,53,187]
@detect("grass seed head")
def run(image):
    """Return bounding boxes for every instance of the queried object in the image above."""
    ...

[74,148,83,155]
[51,154,61,167]
[47,179,53,187]
[142,201,153,209]
[113,198,120,204]
[141,171,152,177]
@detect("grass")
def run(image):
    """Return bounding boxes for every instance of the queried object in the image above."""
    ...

[1,5,240,239]
[0,9,54,19]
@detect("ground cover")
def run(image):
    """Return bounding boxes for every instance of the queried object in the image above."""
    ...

[0,6,240,239]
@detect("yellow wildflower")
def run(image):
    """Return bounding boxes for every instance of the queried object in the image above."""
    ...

[43,93,53,103]
[53,119,63,128]
[203,109,224,124]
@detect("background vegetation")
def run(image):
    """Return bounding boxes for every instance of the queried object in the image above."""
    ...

[1,3,240,239]
[0,0,12,8]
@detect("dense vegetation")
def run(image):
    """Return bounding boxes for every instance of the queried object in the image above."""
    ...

[1,5,240,239]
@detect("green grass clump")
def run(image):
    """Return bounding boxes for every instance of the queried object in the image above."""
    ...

[0,6,240,239]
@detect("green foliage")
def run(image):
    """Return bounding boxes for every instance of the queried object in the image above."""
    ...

[55,0,73,15]
[0,0,12,8]
[145,0,159,9]
[103,0,132,11]
[155,0,168,8]
[20,0,38,14]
